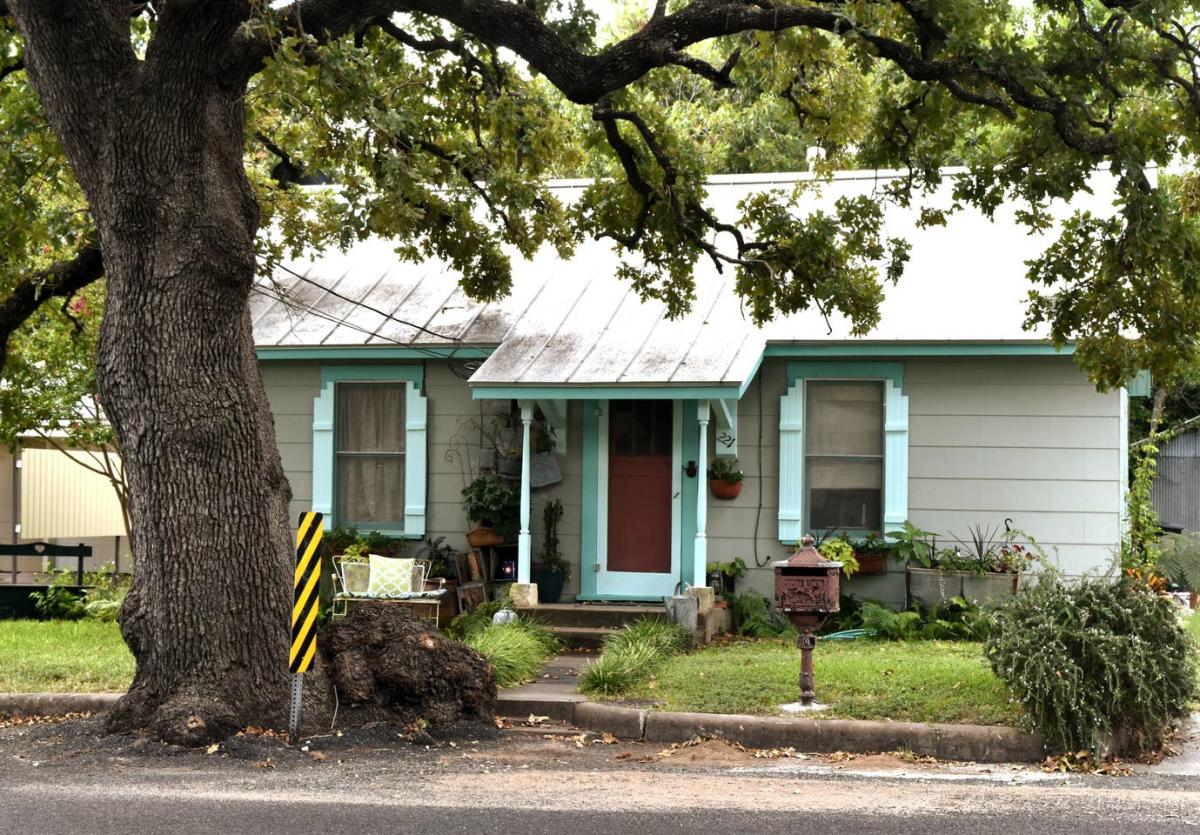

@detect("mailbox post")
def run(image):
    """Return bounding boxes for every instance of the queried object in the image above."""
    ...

[773,536,841,707]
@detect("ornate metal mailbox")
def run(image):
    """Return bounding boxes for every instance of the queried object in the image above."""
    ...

[773,536,841,707]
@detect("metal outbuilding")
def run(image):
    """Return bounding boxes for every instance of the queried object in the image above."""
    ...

[1152,429,1200,533]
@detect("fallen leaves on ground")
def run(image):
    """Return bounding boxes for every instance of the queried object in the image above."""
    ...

[637,735,808,763]
[1041,751,1131,776]
[0,711,91,729]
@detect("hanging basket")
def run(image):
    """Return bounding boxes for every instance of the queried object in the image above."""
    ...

[467,526,504,548]
[709,479,743,500]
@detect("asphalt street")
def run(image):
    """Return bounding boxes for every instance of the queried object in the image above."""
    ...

[2,718,1198,835]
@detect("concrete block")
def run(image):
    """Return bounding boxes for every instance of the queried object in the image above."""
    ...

[688,586,715,614]
[509,583,538,608]
[573,702,646,741]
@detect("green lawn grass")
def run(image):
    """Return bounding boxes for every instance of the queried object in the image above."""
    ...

[0,620,133,693]
[625,638,1023,726]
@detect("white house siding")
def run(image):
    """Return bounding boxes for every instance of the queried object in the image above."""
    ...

[714,356,1123,608]
[261,360,587,598]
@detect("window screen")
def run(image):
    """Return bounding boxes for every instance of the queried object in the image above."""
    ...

[805,381,883,531]
[335,383,406,526]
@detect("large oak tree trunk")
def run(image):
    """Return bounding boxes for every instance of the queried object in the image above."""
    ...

[10,4,294,745]
[94,99,294,746]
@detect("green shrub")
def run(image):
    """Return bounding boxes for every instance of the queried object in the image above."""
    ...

[730,591,797,638]
[859,602,923,640]
[578,618,688,697]
[604,617,688,655]
[832,597,989,641]
[986,575,1198,756]
[1160,533,1200,591]
[462,620,560,688]
[577,641,666,696]
[31,585,85,620]
[446,599,512,641]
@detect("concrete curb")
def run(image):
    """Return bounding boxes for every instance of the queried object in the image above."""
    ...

[504,698,1044,763]
[0,693,122,717]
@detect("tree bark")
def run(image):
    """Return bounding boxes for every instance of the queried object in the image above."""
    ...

[9,2,294,745]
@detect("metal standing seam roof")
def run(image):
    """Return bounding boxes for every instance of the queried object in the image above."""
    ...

[251,170,1122,388]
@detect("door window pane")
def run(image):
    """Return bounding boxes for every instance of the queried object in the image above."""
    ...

[805,381,883,531]
[336,384,405,525]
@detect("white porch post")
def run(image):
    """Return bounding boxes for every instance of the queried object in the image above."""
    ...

[694,400,710,588]
[517,400,534,585]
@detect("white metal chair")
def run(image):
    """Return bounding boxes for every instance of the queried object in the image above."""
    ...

[331,554,446,623]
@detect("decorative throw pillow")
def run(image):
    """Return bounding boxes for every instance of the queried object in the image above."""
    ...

[368,555,413,597]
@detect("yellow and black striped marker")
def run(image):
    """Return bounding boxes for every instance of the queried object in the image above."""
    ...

[290,511,324,675]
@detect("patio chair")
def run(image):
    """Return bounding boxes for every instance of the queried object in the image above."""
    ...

[331,553,446,624]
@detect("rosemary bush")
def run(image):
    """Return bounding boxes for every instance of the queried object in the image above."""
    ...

[986,574,1197,756]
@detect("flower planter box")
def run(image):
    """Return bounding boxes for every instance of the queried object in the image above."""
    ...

[906,566,1019,607]
[854,550,888,575]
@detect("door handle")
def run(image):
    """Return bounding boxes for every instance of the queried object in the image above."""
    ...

[684,461,697,478]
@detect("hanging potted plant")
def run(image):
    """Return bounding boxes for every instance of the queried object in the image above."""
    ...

[708,457,744,500]
[462,473,518,548]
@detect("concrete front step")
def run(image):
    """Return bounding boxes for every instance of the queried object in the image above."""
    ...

[546,624,620,649]
[516,602,667,630]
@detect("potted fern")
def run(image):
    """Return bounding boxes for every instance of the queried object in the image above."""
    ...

[462,473,518,547]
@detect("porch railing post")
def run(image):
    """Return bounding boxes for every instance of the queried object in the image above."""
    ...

[694,400,710,588]
[518,400,534,585]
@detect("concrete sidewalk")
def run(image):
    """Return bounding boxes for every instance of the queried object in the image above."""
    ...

[496,652,590,721]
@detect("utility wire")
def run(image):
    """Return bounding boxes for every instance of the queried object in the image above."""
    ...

[265,258,461,342]
[250,285,449,363]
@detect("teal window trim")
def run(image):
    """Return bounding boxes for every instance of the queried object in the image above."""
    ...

[472,384,740,401]
[580,403,600,599]
[778,362,908,544]
[312,364,427,537]
[764,343,1074,358]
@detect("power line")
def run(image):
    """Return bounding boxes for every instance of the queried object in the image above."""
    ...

[265,257,461,342]
[250,285,448,363]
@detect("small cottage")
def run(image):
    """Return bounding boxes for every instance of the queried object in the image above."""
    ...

[254,171,1132,607]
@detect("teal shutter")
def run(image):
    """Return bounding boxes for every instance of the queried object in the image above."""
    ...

[404,380,428,536]
[777,380,805,544]
[311,378,335,525]
[882,378,909,531]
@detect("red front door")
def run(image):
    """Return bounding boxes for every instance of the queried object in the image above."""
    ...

[607,400,673,573]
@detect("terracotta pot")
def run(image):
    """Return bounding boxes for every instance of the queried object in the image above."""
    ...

[709,478,743,500]
[854,551,888,575]
[467,526,503,548]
